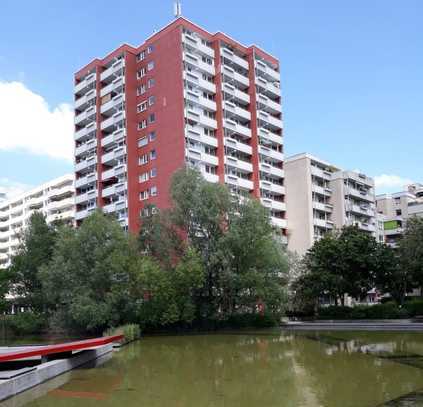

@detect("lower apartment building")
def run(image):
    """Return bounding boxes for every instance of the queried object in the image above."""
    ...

[73,17,287,240]
[376,183,423,247]
[285,153,377,255]
[0,174,75,268]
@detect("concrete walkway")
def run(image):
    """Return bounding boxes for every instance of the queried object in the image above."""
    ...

[282,319,423,331]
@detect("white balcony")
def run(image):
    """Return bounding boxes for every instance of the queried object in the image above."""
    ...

[255,60,280,82]
[255,76,280,99]
[46,209,75,224]
[101,128,126,148]
[103,199,128,214]
[102,182,127,198]
[225,174,254,191]
[101,164,127,181]
[224,101,251,121]
[221,47,249,70]
[185,148,219,166]
[74,73,96,95]
[202,172,220,183]
[182,33,215,58]
[314,218,330,228]
[74,122,97,142]
[183,52,215,76]
[224,119,251,138]
[183,71,216,94]
[75,138,97,157]
[260,180,285,195]
[222,83,250,105]
[312,184,332,197]
[100,76,125,98]
[222,65,249,88]
[75,205,97,221]
[75,89,96,110]
[75,155,97,173]
[100,94,125,116]
[311,166,333,180]
[185,126,218,148]
[257,110,283,130]
[184,90,217,111]
[75,190,97,205]
[101,146,127,164]
[271,217,287,229]
[256,93,281,114]
[100,59,125,83]
[258,128,283,145]
[48,197,74,211]
[75,105,96,126]
[312,201,331,212]
[259,145,284,162]
[224,156,253,173]
[347,187,374,202]
[75,172,97,188]
[259,163,284,178]
[101,111,125,132]
[261,198,286,212]
[224,137,252,155]
[185,109,217,129]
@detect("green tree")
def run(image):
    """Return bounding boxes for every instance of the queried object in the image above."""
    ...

[374,244,409,305]
[399,217,423,290]
[40,211,139,333]
[10,212,57,312]
[302,226,377,306]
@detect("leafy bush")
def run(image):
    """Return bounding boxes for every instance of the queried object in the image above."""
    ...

[225,313,279,328]
[404,299,423,317]
[318,306,352,319]
[104,324,141,344]
[6,313,47,335]
[318,303,408,320]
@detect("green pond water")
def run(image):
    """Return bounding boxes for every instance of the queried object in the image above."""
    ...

[7,330,423,407]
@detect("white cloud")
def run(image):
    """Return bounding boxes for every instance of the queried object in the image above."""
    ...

[0,178,33,200]
[0,81,74,161]
[374,174,414,193]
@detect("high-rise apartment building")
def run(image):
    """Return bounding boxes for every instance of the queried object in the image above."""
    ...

[0,174,75,268]
[285,153,376,254]
[73,17,286,237]
[376,183,423,247]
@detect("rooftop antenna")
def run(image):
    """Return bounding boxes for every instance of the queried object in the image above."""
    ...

[174,1,182,18]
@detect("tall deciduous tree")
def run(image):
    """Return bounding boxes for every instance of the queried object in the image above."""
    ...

[399,217,423,290]
[10,212,57,312]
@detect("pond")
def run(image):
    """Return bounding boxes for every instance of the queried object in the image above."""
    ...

[8,330,423,407]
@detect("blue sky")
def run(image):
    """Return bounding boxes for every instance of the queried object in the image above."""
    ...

[0,0,422,196]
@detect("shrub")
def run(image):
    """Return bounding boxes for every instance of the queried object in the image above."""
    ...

[317,306,352,319]
[225,313,279,328]
[6,313,47,335]
[103,324,141,344]
[404,299,423,317]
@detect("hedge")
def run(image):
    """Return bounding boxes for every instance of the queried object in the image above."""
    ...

[317,303,409,320]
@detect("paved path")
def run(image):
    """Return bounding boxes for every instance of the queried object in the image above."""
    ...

[282,320,423,331]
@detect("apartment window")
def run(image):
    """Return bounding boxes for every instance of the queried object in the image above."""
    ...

[148,113,156,124]
[138,120,147,130]
[147,45,154,54]
[150,167,157,178]
[150,149,157,160]
[137,85,146,95]
[137,68,146,79]
[137,51,145,61]
[139,154,149,165]
[204,128,215,137]
[202,56,212,65]
[140,190,149,201]
[205,165,217,174]
[147,78,155,88]
[139,172,149,183]
[148,131,156,142]
[150,186,157,196]
[147,61,155,71]
[138,137,148,147]
[148,95,156,106]
[137,101,148,112]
